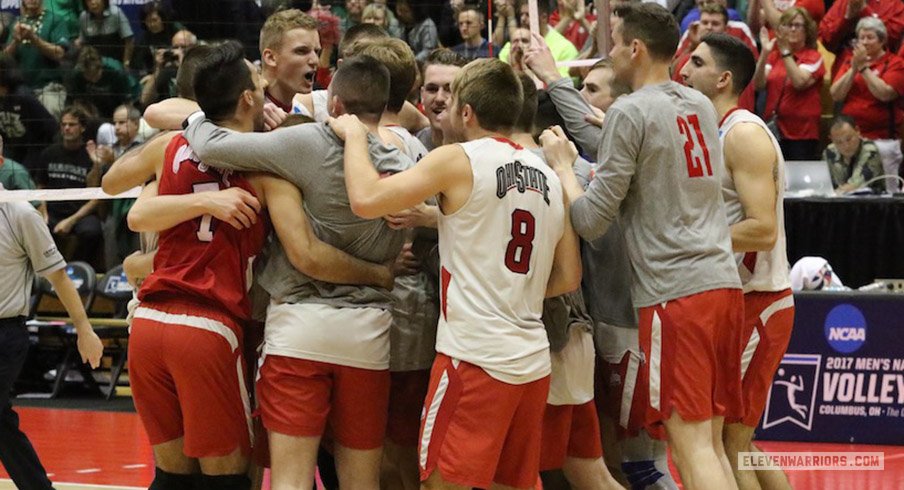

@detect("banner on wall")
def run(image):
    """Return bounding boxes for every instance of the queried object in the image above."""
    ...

[756,293,904,445]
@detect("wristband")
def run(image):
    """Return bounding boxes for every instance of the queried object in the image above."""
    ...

[859,66,869,74]
[781,51,793,58]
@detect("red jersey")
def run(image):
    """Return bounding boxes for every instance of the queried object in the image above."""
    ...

[549,10,597,51]
[763,48,825,141]
[138,133,269,322]
[834,51,904,140]
[819,0,904,77]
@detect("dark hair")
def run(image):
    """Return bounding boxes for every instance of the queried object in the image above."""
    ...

[175,44,213,100]
[830,114,859,130]
[457,5,485,23]
[514,73,538,133]
[76,45,102,71]
[0,54,23,91]
[139,1,173,26]
[423,48,468,71]
[700,33,755,95]
[192,41,255,122]
[339,23,389,59]
[331,55,391,123]
[61,106,90,127]
[612,3,679,62]
[82,0,109,12]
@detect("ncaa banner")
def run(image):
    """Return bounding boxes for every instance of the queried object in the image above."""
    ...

[756,292,904,445]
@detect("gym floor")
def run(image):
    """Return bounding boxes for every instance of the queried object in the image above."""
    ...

[1,405,902,489]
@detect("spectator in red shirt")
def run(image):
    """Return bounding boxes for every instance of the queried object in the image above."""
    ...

[550,0,595,51]
[831,16,904,192]
[746,0,825,34]
[753,7,825,160]
[673,3,757,111]
[819,0,904,78]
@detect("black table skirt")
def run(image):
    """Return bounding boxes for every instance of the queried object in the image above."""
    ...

[784,197,904,288]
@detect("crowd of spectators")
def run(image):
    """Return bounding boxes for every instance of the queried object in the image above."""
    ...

[1,0,903,274]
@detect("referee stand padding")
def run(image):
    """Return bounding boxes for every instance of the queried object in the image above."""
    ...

[27,262,133,400]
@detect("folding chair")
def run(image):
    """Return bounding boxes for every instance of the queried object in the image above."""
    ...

[93,265,133,399]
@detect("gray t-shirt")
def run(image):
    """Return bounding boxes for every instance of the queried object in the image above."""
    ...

[546,78,602,157]
[573,159,637,329]
[571,82,740,307]
[0,199,66,318]
[544,84,636,328]
[182,120,414,309]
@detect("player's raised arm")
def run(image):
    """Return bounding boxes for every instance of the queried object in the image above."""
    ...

[258,175,395,289]
[102,131,177,195]
[331,114,470,219]
[724,122,779,252]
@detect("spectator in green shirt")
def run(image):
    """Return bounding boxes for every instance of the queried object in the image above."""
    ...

[497,0,579,77]
[2,0,76,118]
[825,114,886,194]
[0,134,42,210]
[65,46,134,119]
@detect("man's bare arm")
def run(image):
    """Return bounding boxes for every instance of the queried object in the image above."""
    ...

[260,176,395,289]
[332,115,470,219]
[128,181,261,233]
[725,122,779,252]
[102,131,177,194]
[143,97,200,130]
[545,194,583,297]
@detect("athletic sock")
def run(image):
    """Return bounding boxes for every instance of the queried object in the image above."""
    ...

[148,467,197,490]
[199,473,251,490]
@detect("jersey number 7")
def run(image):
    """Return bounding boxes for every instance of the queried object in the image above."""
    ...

[676,114,713,178]
[192,182,219,242]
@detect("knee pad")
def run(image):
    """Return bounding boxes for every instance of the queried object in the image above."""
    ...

[149,467,198,490]
[199,473,250,490]
[621,459,678,490]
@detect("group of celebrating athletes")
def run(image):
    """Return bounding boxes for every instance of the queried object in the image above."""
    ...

[100,3,795,490]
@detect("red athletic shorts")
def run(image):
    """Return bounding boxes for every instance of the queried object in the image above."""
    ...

[418,354,550,489]
[539,400,604,471]
[733,289,795,427]
[129,301,251,458]
[257,355,390,450]
[387,369,431,447]
[637,288,744,428]
[594,351,655,440]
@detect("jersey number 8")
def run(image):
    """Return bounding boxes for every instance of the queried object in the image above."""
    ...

[504,209,536,274]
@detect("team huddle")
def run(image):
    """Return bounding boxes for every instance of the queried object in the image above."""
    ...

[101,3,795,490]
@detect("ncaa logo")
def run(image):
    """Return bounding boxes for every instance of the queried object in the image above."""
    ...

[824,304,867,354]
[762,354,821,431]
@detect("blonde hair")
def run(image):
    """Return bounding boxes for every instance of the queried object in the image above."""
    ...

[451,58,522,131]
[259,9,319,54]
[362,3,389,28]
[343,38,417,112]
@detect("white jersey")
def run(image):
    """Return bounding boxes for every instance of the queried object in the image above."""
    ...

[291,90,330,122]
[436,137,565,384]
[720,108,791,293]
[385,125,429,162]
